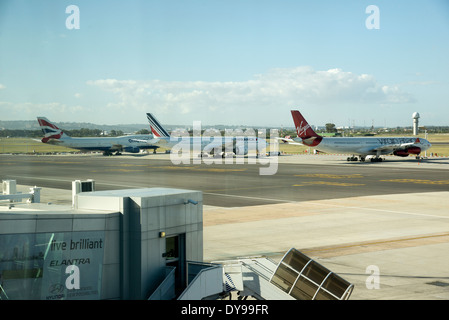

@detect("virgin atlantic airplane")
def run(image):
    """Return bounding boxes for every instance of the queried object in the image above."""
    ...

[281,110,431,162]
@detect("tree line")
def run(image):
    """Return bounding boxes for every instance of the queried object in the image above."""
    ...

[0,128,151,138]
[2,126,449,139]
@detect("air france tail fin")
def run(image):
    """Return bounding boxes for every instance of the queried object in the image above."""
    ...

[37,117,68,143]
[146,113,170,138]
[290,110,322,146]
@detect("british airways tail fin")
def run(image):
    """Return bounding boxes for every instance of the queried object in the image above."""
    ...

[37,117,69,143]
[146,113,170,138]
[290,110,322,146]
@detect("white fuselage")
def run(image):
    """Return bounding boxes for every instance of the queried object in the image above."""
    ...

[49,135,156,153]
[153,136,267,154]
[296,136,431,156]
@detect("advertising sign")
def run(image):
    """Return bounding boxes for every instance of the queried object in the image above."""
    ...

[0,231,104,300]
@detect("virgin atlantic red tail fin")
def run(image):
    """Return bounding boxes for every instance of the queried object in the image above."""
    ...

[290,110,322,147]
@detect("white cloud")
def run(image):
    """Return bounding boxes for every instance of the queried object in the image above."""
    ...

[0,101,85,121]
[87,66,415,125]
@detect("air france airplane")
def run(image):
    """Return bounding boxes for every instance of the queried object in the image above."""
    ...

[282,110,431,162]
[37,117,159,155]
[133,113,268,157]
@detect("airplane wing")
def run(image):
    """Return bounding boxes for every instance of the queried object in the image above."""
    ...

[33,137,62,144]
[128,139,149,143]
[42,138,64,144]
[374,144,404,152]
[128,138,161,144]
[372,138,422,153]
[276,137,304,146]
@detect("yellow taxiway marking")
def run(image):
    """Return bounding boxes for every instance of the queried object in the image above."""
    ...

[381,179,449,185]
[205,184,281,193]
[115,164,149,167]
[93,165,247,173]
[301,232,449,258]
[151,166,247,173]
[91,169,145,173]
[26,160,82,164]
[295,174,364,179]
[293,181,365,187]
[198,168,247,173]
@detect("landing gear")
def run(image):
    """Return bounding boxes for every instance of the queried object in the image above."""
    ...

[347,155,367,162]
[102,150,122,156]
[346,155,384,162]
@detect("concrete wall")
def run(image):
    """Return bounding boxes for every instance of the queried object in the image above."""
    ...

[76,187,203,300]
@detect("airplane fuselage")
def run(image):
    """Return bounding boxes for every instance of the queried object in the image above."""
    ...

[295,136,431,156]
[46,135,157,153]
[153,136,267,154]
[288,110,432,161]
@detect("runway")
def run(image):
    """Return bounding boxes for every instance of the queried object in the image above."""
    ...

[1,153,449,207]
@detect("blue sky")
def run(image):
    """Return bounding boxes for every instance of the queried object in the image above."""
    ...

[1,0,448,128]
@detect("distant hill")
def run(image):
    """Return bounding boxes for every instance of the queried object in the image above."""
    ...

[0,120,178,134]
[0,120,282,133]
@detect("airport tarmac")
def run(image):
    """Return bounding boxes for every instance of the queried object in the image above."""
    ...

[1,153,449,207]
[203,192,449,300]
[2,153,449,300]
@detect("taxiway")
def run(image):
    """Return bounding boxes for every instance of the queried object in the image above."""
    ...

[1,153,448,207]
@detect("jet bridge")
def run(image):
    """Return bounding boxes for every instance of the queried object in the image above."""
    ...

[217,248,353,300]
[270,248,354,300]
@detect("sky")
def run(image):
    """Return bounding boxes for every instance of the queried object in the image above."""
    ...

[0,0,449,128]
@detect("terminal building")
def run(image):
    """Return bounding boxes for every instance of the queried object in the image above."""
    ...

[0,179,353,300]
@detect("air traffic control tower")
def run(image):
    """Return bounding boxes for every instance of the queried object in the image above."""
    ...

[0,186,205,300]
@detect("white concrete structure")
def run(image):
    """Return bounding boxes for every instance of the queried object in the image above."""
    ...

[0,187,205,300]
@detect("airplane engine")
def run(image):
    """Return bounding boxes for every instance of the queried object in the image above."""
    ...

[405,147,421,155]
[124,147,140,153]
[393,150,409,157]
[233,145,249,155]
[393,147,421,157]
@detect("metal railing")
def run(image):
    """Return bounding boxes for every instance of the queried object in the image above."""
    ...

[177,261,223,300]
[1,180,41,204]
[148,267,176,300]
